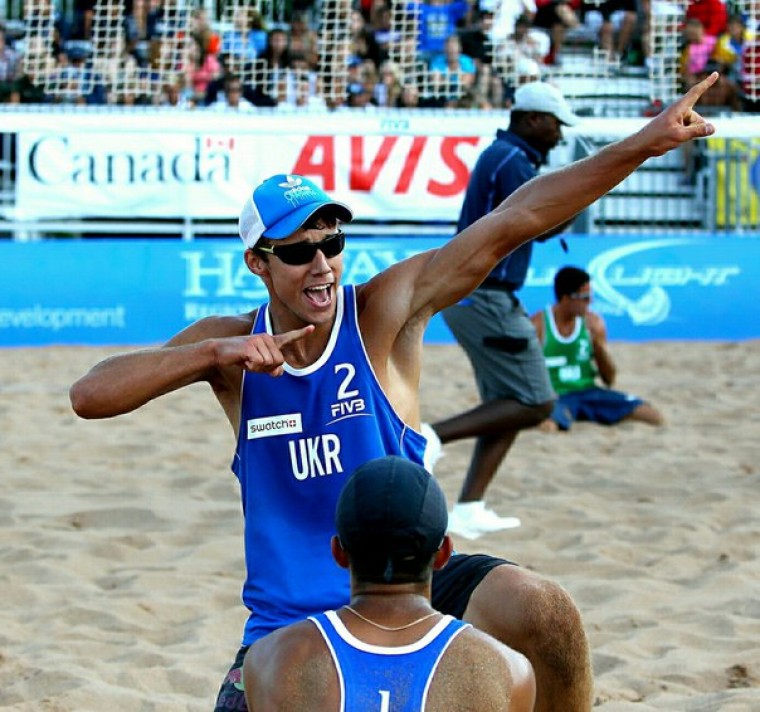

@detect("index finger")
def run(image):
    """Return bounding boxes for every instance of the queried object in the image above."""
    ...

[679,71,719,111]
[274,324,315,346]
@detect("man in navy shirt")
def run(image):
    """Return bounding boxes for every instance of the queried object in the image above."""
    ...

[426,81,579,539]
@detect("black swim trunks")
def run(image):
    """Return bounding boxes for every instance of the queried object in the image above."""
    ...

[432,552,514,618]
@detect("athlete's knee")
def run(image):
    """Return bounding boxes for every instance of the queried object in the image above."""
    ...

[467,566,589,683]
[526,400,554,427]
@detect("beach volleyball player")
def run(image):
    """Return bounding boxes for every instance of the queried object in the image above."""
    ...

[70,74,719,711]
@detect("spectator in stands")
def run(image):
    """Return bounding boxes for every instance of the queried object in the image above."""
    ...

[485,0,537,44]
[681,18,717,89]
[146,0,166,41]
[249,9,269,56]
[429,33,477,104]
[0,25,21,103]
[72,0,95,40]
[685,0,727,41]
[261,27,292,73]
[412,0,471,64]
[533,0,580,66]
[530,266,664,432]
[160,76,193,108]
[275,52,326,110]
[221,6,260,77]
[189,31,222,105]
[55,40,107,105]
[509,13,551,64]
[713,13,754,81]
[372,3,402,65]
[210,74,255,111]
[289,11,319,69]
[582,0,638,64]
[124,0,148,43]
[373,59,404,107]
[396,78,446,107]
[189,6,220,63]
[350,9,382,68]
[396,79,422,107]
[460,6,496,67]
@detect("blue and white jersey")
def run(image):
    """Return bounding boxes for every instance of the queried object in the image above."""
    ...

[311,611,469,712]
[233,285,427,645]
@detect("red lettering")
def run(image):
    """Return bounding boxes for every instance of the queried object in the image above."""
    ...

[428,137,480,197]
[293,137,336,190]
[394,137,427,193]
[350,136,398,192]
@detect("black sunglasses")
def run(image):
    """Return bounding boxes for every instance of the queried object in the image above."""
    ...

[254,231,345,265]
[569,292,591,301]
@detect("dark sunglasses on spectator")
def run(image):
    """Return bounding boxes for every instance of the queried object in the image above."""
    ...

[569,292,591,301]
[254,231,345,265]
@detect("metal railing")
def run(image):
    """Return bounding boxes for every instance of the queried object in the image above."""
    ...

[1,114,758,239]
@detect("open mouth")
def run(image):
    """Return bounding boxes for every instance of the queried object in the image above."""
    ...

[305,284,332,307]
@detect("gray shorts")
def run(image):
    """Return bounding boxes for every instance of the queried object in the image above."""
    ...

[443,289,554,405]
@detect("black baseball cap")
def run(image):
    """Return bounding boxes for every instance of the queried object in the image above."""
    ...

[336,456,448,581]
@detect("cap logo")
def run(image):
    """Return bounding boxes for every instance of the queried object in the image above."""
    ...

[279,174,318,208]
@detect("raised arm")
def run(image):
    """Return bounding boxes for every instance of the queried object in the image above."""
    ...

[407,72,719,317]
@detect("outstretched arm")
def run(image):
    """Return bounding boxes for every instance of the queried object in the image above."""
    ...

[402,73,719,318]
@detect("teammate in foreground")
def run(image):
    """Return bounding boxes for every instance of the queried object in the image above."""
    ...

[243,455,535,711]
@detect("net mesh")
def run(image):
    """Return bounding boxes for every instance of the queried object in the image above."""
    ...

[7,0,760,111]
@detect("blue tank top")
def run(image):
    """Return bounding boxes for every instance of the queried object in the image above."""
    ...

[310,610,469,711]
[233,285,427,645]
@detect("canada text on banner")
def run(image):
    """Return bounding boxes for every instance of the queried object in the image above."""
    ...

[16,131,491,220]
[1,235,757,347]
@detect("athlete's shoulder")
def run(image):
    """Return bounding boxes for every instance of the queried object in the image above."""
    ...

[244,620,336,711]
[427,627,532,710]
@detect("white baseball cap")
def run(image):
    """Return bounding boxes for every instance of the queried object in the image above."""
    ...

[511,81,580,126]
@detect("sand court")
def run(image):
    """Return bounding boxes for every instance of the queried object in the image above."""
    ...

[1,341,758,710]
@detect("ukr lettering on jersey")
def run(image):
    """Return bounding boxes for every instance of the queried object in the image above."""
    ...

[290,434,343,480]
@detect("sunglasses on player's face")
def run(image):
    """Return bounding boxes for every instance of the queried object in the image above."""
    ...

[254,231,345,266]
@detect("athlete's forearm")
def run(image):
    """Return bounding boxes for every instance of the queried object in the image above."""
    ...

[69,340,218,419]
[593,342,616,387]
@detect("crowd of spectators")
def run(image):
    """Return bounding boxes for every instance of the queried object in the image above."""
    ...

[0,0,757,112]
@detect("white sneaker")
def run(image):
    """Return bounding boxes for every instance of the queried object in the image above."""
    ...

[420,423,444,473]
[447,501,521,540]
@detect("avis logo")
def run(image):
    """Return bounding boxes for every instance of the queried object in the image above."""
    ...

[588,239,739,326]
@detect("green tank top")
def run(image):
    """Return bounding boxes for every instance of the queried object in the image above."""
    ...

[542,307,597,395]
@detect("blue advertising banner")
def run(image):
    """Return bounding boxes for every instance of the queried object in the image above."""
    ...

[1,235,758,347]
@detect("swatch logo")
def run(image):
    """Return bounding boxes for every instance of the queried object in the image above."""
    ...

[247,413,303,439]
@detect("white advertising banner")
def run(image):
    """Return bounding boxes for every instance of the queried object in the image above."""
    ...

[16,115,504,220]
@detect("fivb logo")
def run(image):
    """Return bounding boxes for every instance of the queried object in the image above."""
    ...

[247,413,303,439]
[279,175,317,207]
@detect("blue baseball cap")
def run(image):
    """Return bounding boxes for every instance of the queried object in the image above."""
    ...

[239,174,353,247]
